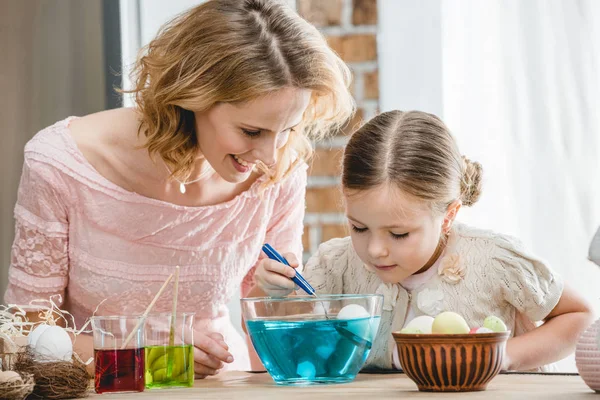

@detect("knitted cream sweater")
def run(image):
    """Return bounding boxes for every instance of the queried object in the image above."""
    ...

[303,223,564,372]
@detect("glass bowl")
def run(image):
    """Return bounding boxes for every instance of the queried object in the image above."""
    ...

[241,294,383,385]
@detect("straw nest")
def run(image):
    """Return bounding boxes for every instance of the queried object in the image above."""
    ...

[13,349,91,399]
[0,370,34,400]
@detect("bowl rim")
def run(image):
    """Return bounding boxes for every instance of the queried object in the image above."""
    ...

[240,294,384,303]
[144,311,197,317]
[392,331,511,340]
[89,315,146,321]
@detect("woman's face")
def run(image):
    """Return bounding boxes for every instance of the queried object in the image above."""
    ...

[194,87,311,183]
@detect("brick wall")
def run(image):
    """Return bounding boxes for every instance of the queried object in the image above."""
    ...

[298,0,379,261]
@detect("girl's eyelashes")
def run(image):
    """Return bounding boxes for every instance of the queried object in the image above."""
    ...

[351,224,409,240]
[351,225,368,233]
[242,128,261,138]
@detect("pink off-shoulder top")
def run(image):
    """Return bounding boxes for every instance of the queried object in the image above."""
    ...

[4,117,306,370]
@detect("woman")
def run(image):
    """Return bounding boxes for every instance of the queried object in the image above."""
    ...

[4,0,354,377]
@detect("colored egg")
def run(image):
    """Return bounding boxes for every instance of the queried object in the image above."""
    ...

[296,360,316,379]
[470,327,494,334]
[483,316,507,332]
[405,316,434,334]
[399,326,423,334]
[431,312,470,334]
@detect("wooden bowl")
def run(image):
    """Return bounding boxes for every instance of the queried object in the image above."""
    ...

[392,331,510,392]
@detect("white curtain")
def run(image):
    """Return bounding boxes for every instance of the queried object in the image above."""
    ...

[441,0,600,371]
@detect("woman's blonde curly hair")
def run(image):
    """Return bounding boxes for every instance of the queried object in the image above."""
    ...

[127,0,355,185]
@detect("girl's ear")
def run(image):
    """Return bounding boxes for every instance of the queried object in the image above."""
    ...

[442,200,462,234]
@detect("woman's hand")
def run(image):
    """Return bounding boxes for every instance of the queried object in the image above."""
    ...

[193,331,234,379]
[254,252,300,297]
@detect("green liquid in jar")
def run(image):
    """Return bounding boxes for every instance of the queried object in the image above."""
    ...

[145,344,194,389]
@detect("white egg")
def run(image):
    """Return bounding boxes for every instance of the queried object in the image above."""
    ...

[337,304,369,320]
[0,370,22,384]
[33,325,73,363]
[405,316,435,334]
[337,304,371,339]
[28,323,51,348]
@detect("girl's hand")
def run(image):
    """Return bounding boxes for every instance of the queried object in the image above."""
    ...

[193,331,234,379]
[254,252,300,297]
[502,284,593,371]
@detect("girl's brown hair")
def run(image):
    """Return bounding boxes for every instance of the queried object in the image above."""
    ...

[342,110,483,212]
[129,0,354,183]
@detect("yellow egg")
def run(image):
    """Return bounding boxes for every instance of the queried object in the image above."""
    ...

[432,311,470,334]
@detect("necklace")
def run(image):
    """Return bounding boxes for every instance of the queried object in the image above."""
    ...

[163,161,213,194]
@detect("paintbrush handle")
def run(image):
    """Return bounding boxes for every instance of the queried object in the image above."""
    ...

[262,243,316,296]
[121,273,174,349]
[169,266,180,346]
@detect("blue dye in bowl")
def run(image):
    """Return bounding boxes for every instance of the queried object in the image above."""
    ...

[247,315,381,385]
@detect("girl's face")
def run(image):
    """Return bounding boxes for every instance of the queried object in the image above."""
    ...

[344,183,458,284]
[194,87,311,183]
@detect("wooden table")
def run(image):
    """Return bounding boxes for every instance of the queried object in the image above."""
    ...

[90,371,597,399]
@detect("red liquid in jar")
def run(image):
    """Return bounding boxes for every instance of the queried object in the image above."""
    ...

[94,348,145,393]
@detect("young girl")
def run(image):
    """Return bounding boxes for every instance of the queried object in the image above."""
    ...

[253,110,593,372]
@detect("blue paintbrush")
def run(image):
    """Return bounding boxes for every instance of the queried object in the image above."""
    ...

[262,243,316,296]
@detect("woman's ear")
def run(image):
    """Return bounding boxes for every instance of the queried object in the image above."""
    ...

[442,200,462,234]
